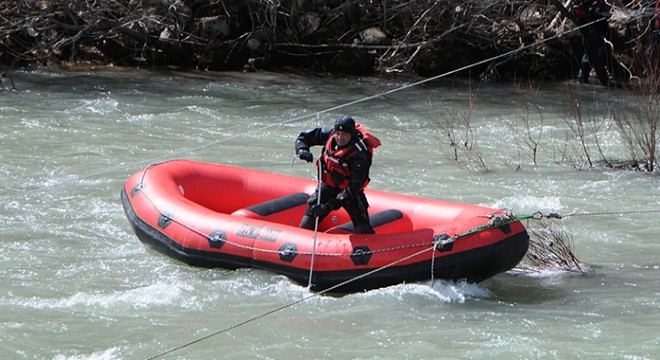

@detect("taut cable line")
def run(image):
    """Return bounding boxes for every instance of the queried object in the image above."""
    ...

[534,208,660,219]
[1,18,610,204]
[307,157,323,290]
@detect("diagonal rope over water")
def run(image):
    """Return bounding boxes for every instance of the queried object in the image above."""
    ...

[144,241,439,360]
[138,210,532,359]
[142,209,550,359]
[0,18,609,203]
[141,205,656,358]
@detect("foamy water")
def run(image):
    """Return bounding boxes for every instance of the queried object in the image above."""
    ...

[1,68,658,359]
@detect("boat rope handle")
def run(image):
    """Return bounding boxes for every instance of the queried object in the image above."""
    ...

[136,177,521,258]
[136,168,660,259]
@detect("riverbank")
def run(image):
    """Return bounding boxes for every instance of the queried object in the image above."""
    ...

[1,0,657,82]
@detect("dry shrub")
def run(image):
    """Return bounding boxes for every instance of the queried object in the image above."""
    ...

[429,91,489,172]
[513,219,592,275]
[611,52,659,172]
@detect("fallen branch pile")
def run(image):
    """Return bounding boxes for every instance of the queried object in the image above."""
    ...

[0,1,655,79]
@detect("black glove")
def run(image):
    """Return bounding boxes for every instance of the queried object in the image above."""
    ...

[297,149,313,163]
[310,203,332,218]
[307,196,317,206]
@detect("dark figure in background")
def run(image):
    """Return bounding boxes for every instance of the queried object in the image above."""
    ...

[295,116,381,234]
[575,0,631,86]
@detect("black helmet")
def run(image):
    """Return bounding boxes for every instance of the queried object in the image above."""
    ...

[334,116,356,135]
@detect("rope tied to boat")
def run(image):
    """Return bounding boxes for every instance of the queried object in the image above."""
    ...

[139,178,659,359]
[140,204,657,359]
[136,163,657,262]
[137,166,531,260]
[141,193,522,259]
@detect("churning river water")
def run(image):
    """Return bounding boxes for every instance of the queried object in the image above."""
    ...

[1,67,658,359]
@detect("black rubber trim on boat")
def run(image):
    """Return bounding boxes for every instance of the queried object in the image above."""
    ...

[244,192,310,216]
[350,246,372,265]
[208,230,227,249]
[121,187,530,293]
[331,209,404,233]
[121,187,249,269]
[278,242,298,263]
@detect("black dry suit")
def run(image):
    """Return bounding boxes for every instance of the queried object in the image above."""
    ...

[295,117,376,234]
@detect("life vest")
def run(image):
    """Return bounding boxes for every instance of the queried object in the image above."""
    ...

[320,123,381,190]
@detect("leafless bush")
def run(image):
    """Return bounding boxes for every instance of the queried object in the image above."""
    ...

[0,0,610,77]
[611,101,659,172]
[429,91,488,172]
[558,88,614,170]
[610,53,659,172]
[513,219,592,275]
[508,79,545,166]
[557,50,659,173]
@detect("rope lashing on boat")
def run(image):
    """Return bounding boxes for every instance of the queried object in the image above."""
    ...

[140,204,651,359]
[138,180,655,359]
[136,170,532,259]
[144,201,657,358]
[135,164,660,259]
[138,167,660,261]
[148,212,537,359]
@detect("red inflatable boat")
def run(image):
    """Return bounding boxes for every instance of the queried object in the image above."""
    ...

[121,160,529,292]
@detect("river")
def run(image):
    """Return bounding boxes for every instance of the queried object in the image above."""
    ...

[1,67,658,359]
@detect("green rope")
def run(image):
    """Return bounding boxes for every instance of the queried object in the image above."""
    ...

[451,213,538,240]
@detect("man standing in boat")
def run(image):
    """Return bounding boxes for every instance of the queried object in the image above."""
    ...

[295,116,381,234]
